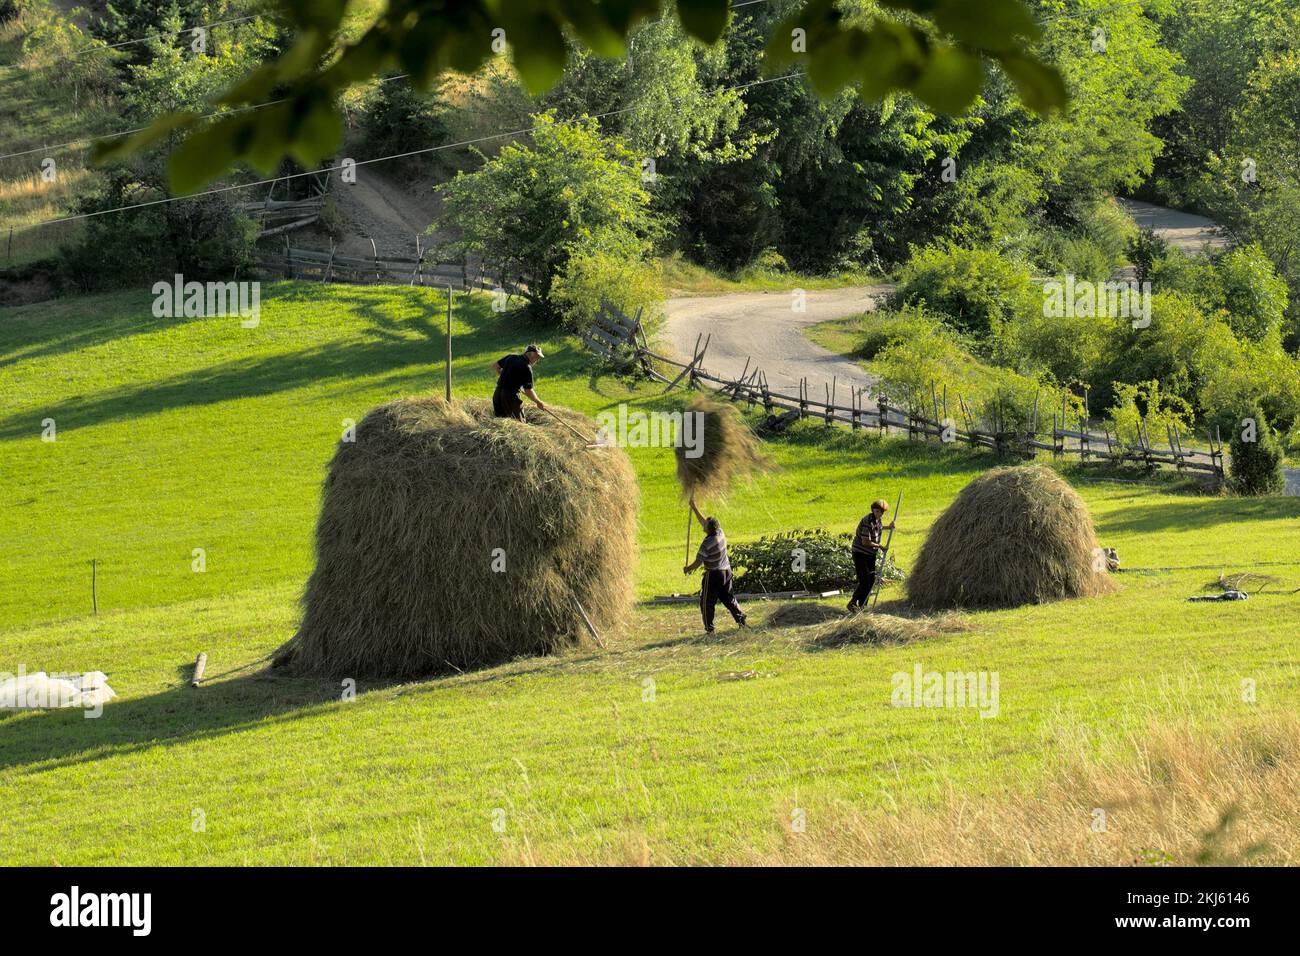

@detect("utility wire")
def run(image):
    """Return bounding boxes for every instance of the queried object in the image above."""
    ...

[19,71,805,229]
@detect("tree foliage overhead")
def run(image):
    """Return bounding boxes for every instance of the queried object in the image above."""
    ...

[94,0,1067,193]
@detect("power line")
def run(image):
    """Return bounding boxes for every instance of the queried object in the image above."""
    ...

[20,71,806,229]
[0,73,413,163]
[64,13,270,62]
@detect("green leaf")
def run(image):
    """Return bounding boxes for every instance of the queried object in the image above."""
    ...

[910,45,984,114]
[509,15,568,95]
[932,0,1039,52]
[676,0,730,44]
[998,51,1068,115]
[288,97,345,169]
[280,0,348,33]
[91,111,196,164]
[167,122,241,195]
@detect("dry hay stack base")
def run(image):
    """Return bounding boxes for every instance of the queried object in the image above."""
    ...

[806,613,969,649]
[907,465,1115,610]
[765,602,845,628]
[674,395,770,500]
[275,396,639,678]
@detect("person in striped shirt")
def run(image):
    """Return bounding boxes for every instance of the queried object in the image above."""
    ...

[847,498,895,612]
[682,495,748,633]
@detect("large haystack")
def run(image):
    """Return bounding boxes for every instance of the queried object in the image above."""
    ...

[907,465,1114,609]
[674,396,770,499]
[274,396,639,678]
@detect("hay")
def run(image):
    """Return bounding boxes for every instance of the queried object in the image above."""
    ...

[765,602,845,628]
[907,465,1115,610]
[274,396,639,678]
[807,613,967,649]
[674,396,770,499]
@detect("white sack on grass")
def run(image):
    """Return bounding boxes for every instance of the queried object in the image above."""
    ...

[0,671,117,709]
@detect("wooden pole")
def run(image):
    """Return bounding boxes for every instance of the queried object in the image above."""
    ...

[869,491,903,610]
[191,652,208,688]
[91,559,97,615]
[570,593,605,649]
[445,285,453,402]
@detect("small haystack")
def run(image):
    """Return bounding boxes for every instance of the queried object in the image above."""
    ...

[807,613,967,649]
[765,602,845,628]
[274,396,639,678]
[674,396,770,499]
[907,466,1114,609]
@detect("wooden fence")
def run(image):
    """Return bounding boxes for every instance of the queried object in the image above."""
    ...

[584,330,1224,479]
[255,237,532,295]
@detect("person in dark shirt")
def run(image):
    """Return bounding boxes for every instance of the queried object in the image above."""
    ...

[847,498,895,612]
[492,344,546,419]
[682,495,747,633]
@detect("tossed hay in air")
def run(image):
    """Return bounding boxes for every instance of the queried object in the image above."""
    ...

[274,396,639,678]
[807,613,968,649]
[765,602,845,628]
[907,465,1114,610]
[674,396,770,499]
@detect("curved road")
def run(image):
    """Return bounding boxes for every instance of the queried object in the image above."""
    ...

[663,286,891,395]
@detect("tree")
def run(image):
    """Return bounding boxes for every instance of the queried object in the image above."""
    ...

[1227,404,1286,496]
[432,113,660,318]
[96,0,1067,193]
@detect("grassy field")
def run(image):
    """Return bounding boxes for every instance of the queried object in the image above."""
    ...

[2,282,1298,865]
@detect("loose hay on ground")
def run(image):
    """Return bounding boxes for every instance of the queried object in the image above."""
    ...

[907,465,1115,610]
[674,396,771,500]
[274,396,639,678]
[806,612,969,649]
[765,602,846,628]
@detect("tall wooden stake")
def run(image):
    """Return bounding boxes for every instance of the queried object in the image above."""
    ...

[445,285,453,401]
[869,491,903,610]
[91,558,98,615]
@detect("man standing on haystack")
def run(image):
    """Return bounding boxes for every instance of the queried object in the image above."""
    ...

[847,498,895,612]
[683,496,747,633]
[492,344,546,420]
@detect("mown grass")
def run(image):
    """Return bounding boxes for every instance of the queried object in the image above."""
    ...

[1,281,1298,865]
[659,252,880,297]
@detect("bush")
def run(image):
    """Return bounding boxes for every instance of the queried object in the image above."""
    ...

[1214,244,1289,341]
[59,164,256,292]
[851,306,945,360]
[1227,405,1286,496]
[731,529,903,594]
[552,248,662,334]
[1127,228,1168,284]
[891,243,1036,341]
[356,77,454,177]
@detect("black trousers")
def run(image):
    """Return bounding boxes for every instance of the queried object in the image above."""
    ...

[850,550,878,607]
[701,568,744,629]
[492,388,524,420]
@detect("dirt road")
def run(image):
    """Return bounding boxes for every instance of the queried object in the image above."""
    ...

[662,286,891,394]
[1117,199,1227,254]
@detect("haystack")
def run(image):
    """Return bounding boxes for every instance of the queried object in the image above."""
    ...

[274,396,639,678]
[907,466,1114,609]
[674,396,770,499]
[765,602,845,628]
[806,613,967,649]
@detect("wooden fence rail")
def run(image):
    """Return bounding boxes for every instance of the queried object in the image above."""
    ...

[582,333,1224,479]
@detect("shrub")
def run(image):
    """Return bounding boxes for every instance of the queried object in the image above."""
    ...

[732,529,903,594]
[552,248,662,334]
[851,305,946,360]
[1227,405,1286,496]
[891,243,1036,341]
[356,77,454,177]
[1126,228,1168,284]
[1214,244,1289,341]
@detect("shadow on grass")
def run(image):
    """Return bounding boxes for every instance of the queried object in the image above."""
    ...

[0,670,348,774]
[0,286,602,441]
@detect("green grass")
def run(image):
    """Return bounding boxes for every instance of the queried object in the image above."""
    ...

[659,252,880,296]
[2,281,1298,865]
